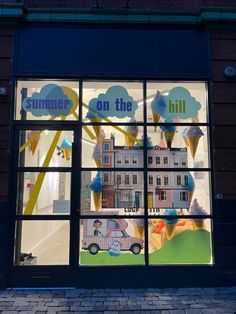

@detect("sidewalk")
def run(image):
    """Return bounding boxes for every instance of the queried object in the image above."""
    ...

[0,287,236,313]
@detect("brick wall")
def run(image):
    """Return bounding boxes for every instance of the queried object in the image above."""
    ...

[0,28,14,288]
[210,30,236,284]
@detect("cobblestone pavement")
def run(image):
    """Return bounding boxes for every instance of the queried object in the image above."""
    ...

[0,287,235,313]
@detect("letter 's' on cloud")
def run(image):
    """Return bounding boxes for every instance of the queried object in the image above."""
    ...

[22,84,73,117]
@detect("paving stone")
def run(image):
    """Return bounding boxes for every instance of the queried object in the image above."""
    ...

[0,287,235,313]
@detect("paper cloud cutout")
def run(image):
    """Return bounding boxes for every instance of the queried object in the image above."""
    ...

[22,84,74,117]
[151,87,201,120]
[88,85,138,119]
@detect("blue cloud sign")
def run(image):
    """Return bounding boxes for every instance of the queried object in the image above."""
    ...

[88,85,138,119]
[151,87,201,120]
[22,84,74,117]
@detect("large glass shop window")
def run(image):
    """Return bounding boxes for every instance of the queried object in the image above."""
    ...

[14,80,212,266]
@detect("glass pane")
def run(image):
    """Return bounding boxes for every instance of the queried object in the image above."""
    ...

[15,81,79,121]
[82,126,143,168]
[15,220,69,265]
[18,130,73,167]
[147,82,208,124]
[149,218,212,265]
[147,126,209,168]
[82,81,143,123]
[148,171,211,215]
[17,172,71,215]
[80,218,145,265]
[81,171,144,215]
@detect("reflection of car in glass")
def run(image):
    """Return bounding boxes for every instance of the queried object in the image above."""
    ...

[82,215,144,255]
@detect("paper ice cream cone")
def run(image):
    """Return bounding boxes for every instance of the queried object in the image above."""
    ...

[192,219,204,230]
[63,148,70,160]
[30,138,39,155]
[133,226,144,239]
[184,138,189,147]
[93,191,102,212]
[164,131,175,148]
[188,136,200,159]
[152,112,160,132]
[165,223,176,240]
[188,191,194,205]
[95,159,103,168]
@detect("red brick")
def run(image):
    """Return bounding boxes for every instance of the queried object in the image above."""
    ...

[0,29,14,36]
[212,103,236,125]
[0,150,9,173]
[211,82,236,103]
[0,102,10,125]
[0,59,13,80]
[0,36,14,58]
[211,39,236,60]
[215,171,236,196]
[213,126,236,149]
[0,128,10,149]
[214,149,236,171]
[210,31,236,40]
[0,173,8,199]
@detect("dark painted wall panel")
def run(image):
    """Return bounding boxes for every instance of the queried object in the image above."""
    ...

[15,26,210,78]
[216,247,236,268]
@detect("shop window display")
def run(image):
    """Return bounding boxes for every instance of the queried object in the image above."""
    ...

[14,80,212,267]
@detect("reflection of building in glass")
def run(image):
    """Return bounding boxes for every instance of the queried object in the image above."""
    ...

[102,135,189,209]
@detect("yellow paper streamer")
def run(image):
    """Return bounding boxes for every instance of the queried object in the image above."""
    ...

[82,102,143,145]
[72,111,97,140]
[23,127,64,215]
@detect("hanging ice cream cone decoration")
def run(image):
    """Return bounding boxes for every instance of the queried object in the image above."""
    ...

[152,113,160,132]
[159,132,166,148]
[98,128,106,145]
[160,122,176,148]
[27,131,41,155]
[185,126,204,158]
[189,199,207,230]
[93,143,103,168]
[59,137,72,160]
[164,209,178,240]
[182,127,190,147]
[151,90,164,132]
[124,118,139,147]
[89,172,103,212]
